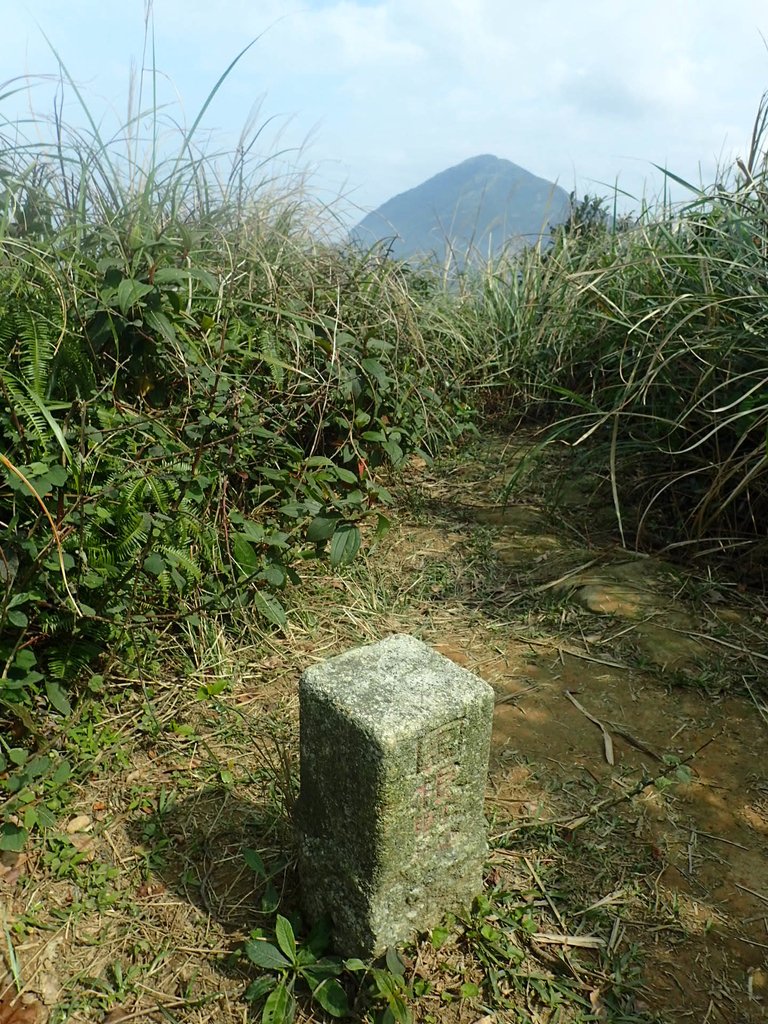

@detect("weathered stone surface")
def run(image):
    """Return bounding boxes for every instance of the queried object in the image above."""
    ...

[296,633,494,957]
[575,582,651,617]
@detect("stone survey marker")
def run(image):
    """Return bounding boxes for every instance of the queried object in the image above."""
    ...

[296,634,494,956]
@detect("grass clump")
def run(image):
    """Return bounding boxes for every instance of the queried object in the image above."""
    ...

[471,95,768,567]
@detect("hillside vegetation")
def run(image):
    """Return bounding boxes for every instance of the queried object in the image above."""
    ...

[0,52,488,852]
[467,113,768,567]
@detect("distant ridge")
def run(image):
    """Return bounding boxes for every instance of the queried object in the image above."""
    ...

[351,154,570,266]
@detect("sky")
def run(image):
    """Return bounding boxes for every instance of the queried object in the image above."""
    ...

[4,0,768,223]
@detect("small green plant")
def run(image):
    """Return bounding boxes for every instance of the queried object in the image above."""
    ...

[241,912,417,1024]
[345,947,413,1024]
[243,914,350,1021]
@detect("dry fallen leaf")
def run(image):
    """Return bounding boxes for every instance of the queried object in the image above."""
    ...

[136,881,166,898]
[103,1009,132,1024]
[589,987,608,1022]
[65,815,92,834]
[0,988,44,1024]
[68,834,97,859]
[0,852,26,888]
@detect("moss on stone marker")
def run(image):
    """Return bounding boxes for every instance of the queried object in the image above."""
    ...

[295,633,494,957]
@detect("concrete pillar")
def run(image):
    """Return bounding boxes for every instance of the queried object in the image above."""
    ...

[296,634,493,957]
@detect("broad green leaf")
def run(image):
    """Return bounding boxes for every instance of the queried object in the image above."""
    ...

[385,947,406,977]
[262,980,294,1024]
[32,805,56,830]
[382,440,405,466]
[361,357,391,390]
[241,521,266,543]
[389,996,411,1024]
[312,977,349,1018]
[245,976,276,1003]
[51,759,72,785]
[45,681,71,716]
[153,266,218,291]
[253,590,287,627]
[261,881,280,914]
[117,278,154,315]
[333,466,359,485]
[244,940,291,971]
[231,534,260,576]
[260,563,286,587]
[366,337,394,352]
[275,915,296,962]
[306,514,339,544]
[0,823,27,852]
[144,308,177,345]
[301,959,343,982]
[243,848,266,877]
[343,958,368,972]
[329,523,361,567]
[24,756,51,779]
[45,465,68,486]
[143,553,166,576]
[375,514,391,541]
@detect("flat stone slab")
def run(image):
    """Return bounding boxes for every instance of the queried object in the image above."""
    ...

[296,634,494,957]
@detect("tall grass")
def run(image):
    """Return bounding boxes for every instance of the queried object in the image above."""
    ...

[472,95,768,563]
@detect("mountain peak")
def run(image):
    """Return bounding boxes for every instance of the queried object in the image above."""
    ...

[352,155,569,266]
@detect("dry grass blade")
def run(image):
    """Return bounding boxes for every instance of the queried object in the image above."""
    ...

[502,558,601,604]
[504,634,630,670]
[565,691,615,765]
[744,679,768,728]
[523,856,566,932]
[532,933,606,949]
[693,830,748,851]
[605,723,663,762]
[573,890,628,917]
[733,882,768,906]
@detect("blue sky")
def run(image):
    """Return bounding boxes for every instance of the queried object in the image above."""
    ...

[5,1,768,222]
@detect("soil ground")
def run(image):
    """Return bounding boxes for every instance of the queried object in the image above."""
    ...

[1,432,767,1023]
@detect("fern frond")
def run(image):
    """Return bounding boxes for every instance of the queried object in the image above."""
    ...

[161,545,202,582]
[83,544,117,574]
[2,375,53,453]
[113,511,150,562]
[48,637,106,682]
[258,328,286,389]
[14,309,56,400]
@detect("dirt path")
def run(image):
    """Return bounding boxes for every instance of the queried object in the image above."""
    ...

[392,434,768,1022]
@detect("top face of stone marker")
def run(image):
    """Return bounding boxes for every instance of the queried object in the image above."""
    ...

[300,634,494,744]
